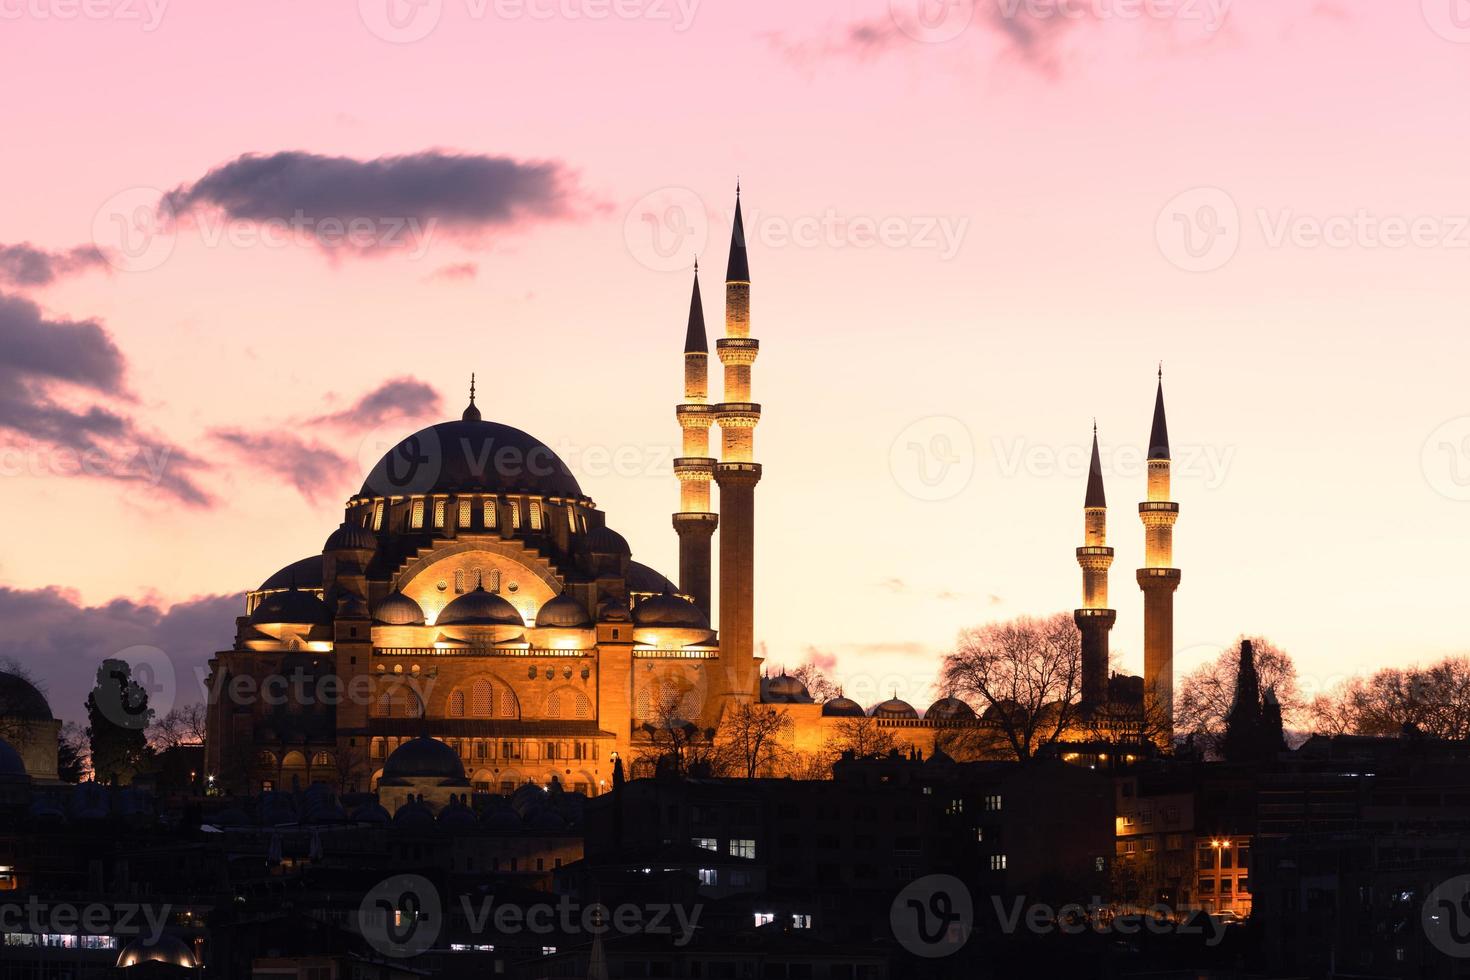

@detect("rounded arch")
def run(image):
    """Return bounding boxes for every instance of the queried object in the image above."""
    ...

[444,676,520,720]
[635,668,707,723]
[372,678,425,718]
[310,751,334,768]
[370,768,384,791]
[544,685,592,720]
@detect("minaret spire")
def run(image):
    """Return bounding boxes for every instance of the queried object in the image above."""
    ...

[462,372,481,422]
[673,260,717,617]
[1076,423,1115,707]
[1138,367,1181,747]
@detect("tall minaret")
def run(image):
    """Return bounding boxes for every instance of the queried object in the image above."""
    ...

[1075,423,1115,708]
[673,261,718,618]
[1137,368,1180,745]
[713,184,761,704]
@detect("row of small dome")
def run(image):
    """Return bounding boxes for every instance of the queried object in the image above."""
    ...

[251,583,710,631]
[761,675,977,721]
[322,516,636,554]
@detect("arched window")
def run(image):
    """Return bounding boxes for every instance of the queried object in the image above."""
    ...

[371,738,385,759]
[454,569,465,594]
[529,500,543,530]
[497,687,518,718]
[471,680,492,717]
[484,499,498,528]
[310,751,333,768]
[410,499,425,529]
[458,498,473,528]
[450,690,466,717]
[432,499,446,528]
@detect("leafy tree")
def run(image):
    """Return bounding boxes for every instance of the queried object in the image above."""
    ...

[86,659,153,785]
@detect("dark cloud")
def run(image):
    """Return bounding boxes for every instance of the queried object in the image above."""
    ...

[307,376,441,430]
[0,292,212,505]
[0,242,109,289]
[162,150,585,253]
[0,587,239,726]
[210,429,350,504]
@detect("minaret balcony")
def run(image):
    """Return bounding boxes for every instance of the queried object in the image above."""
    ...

[716,338,760,366]
[1075,546,1115,571]
[677,404,717,427]
[674,457,717,480]
[1136,567,1182,588]
[714,403,762,427]
[1074,607,1117,624]
[1138,501,1179,513]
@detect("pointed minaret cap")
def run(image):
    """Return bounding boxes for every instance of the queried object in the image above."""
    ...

[1148,365,1170,461]
[684,260,708,353]
[463,373,481,422]
[725,181,750,283]
[1085,421,1106,508]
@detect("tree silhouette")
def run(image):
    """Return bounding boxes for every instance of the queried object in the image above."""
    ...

[85,659,153,785]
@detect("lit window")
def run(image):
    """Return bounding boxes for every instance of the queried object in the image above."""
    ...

[455,570,465,594]
[730,839,756,859]
[541,947,557,956]
[984,794,1002,811]
[990,854,1007,871]
[947,799,964,815]
[433,499,446,528]
[1143,838,1156,852]
[974,827,984,842]
[698,869,718,886]
[753,913,774,927]
[792,914,812,929]
[372,502,384,530]
[410,499,425,529]
[530,500,543,530]
[484,499,498,528]
[567,508,577,533]
[458,498,472,528]
[471,680,492,717]
[511,501,522,530]
[693,837,717,852]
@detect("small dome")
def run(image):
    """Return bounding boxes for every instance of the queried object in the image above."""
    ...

[116,934,197,969]
[632,593,709,630]
[926,697,976,721]
[250,587,330,627]
[536,592,592,628]
[626,561,676,594]
[438,797,477,829]
[383,737,467,781]
[596,596,631,622]
[351,801,391,825]
[586,525,631,555]
[821,696,865,718]
[482,807,523,831]
[869,698,918,720]
[325,521,377,551]
[437,586,524,627]
[0,738,29,780]
[525,807,567,831]
[375,591,426,626]
[761,673,813,704]
[393,799,436,832]
[0,672,53,721]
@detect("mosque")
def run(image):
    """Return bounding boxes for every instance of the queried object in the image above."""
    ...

[202,187,1182,801]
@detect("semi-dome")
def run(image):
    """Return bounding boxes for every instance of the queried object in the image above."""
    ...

[383,737,467,781]
[535,591,592,628]
[116,934,197,969]
[869,698,919,720]
[761,673,813,704]
[258,555,324,592]
[632,593,709,630]
[586,525,631,555]
[324,521,377,551]
[250,586,331,627]
[926,697,976,721]
[360,416,583,499]
[0,672,52,721]
[821,696,865,718]
[436,585,524,627]
[375,591,426,626]
[626,561,676,594]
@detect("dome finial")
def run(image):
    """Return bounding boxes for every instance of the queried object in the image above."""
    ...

[463,373,482,422]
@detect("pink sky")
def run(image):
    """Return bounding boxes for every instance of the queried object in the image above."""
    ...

[3,0,1470,717]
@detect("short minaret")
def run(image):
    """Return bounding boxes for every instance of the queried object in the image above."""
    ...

[1137,368,1180,745]
[714,184,762,705]
[1075,423,1115,708]
[673,261,718,618]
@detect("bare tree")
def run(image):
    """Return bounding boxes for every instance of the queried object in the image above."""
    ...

[1306,657,1470,739]
[717,703,793,778]
[1176,637,1301,755]
[147,703,207,752]
[823,714,898,759]
[941,612,1082,761]
[333,742,371,793]
[58,721,90,783]
[786,655,841,703]
[1080,691,1172,749]
[634,703,725,778]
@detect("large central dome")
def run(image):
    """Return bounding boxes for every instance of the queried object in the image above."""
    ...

[360,414,583,499]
